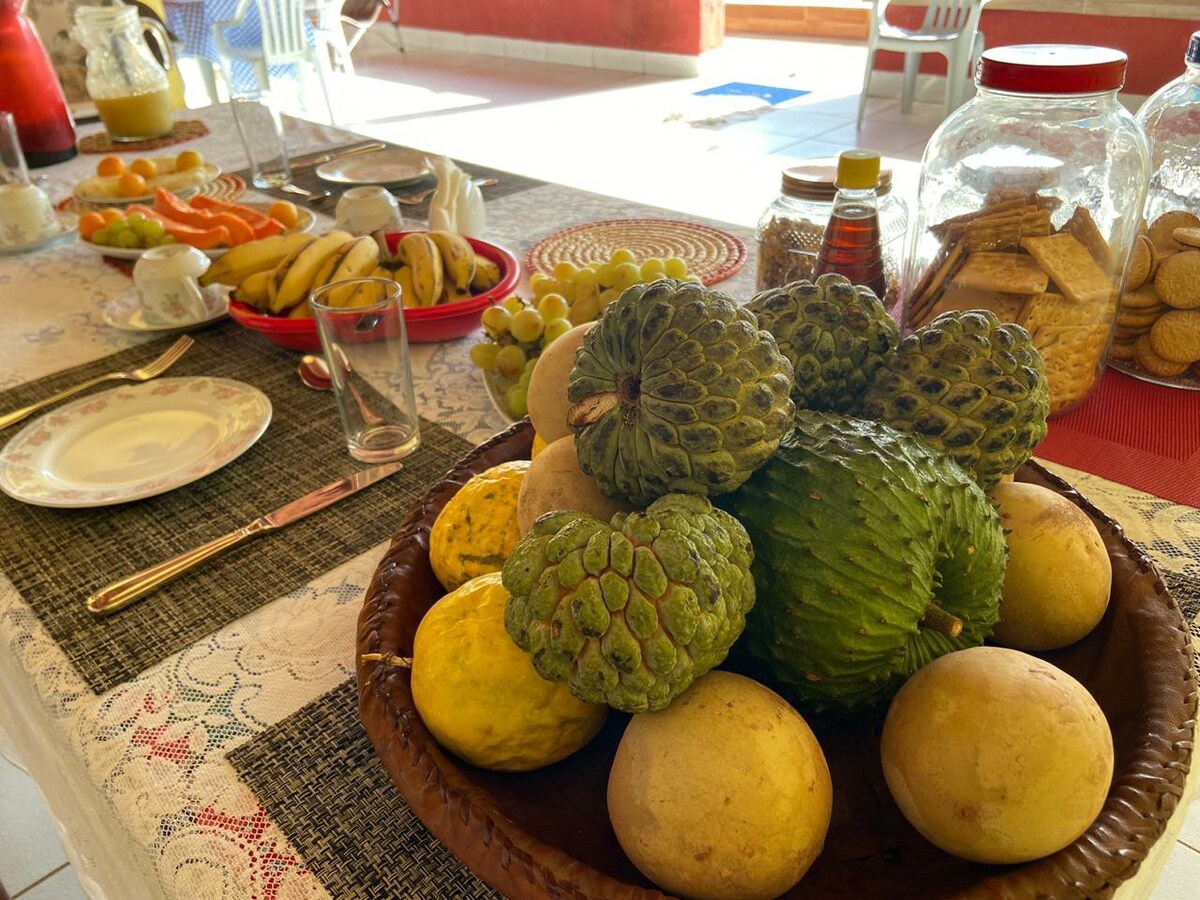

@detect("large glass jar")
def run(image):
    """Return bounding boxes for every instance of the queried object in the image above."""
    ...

[755,161,908,307]
[73,4,174,142]
[1136,31,1200,221]
[901,45,1150,417]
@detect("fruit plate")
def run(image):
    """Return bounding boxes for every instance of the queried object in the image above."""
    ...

[228,232,520,350]
[71,163,222,207]
[78,203,317,260]
[357,421,1197,900]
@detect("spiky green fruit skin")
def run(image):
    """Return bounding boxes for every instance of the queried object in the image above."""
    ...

[746,273,899,414]
[567,278,795,507]
[861,309,1049,486]
[502,494,755,713]
[720,410,1006,717]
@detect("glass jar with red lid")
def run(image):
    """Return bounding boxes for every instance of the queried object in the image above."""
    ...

[900,45,1149,416]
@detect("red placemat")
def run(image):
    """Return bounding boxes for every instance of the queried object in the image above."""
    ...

[1035,367,1200,507]
[78,120,210,153]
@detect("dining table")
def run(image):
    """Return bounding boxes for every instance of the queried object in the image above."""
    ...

[0,104,1196,900]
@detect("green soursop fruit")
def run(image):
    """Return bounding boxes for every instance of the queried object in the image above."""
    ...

[861,309,1049,486]
[566,278,794,507]
[720,410,1006,716]
[746,273,899,414]
[502,494,755,713]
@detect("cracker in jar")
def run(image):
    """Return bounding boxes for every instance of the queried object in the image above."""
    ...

[1136,333,1192,377]
[1153,250,1200,309]
[1124,236,1153,291]
[930,286,1028,322]
[1020,234,1115,306]
[1173,227,1200,249]
[1063,206,1114,272]
[932,198,1031,239]
[1149,309,1200,363]
[1148,211,1200,255]
[963,207,1053,252]
[1107,340,1137,361]
[1031,323,1108,413]
[906,237,966,329]
[951,251,1049,295]
[1019,291,1105,335]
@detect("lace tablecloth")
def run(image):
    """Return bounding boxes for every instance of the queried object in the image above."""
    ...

[0,108,1193,900]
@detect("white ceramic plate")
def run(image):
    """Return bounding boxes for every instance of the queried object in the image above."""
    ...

[0,377,271,508]
[72,163,222,206]
[0,213,78,256]
[102,285,230,333]
[316,148,430,186]
[79,204,316,260]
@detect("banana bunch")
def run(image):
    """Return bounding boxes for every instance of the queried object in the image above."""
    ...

[227,230,392,316]
[374,230,501,307]
[200,231,316,288]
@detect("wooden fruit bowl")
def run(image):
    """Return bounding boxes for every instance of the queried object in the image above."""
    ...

[357,421,1197,899]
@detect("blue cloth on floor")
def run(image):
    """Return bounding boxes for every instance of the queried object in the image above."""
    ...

[692,82,810,106]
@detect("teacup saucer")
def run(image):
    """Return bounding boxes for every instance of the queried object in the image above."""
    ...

[102,284,230,333]
[0,213,78,256]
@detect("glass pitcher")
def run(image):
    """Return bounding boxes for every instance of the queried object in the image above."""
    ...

[73,3,174,141]
[0,0,77,166]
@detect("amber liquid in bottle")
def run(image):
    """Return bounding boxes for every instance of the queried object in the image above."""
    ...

[815,196,887,301]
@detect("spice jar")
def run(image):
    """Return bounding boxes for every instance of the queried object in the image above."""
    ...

[755,160,908,306]
[901,45,1150,416]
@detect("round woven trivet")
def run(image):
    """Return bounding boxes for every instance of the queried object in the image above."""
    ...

[526,219,748,286]
[78,120,210,154]
[58,172,245,215]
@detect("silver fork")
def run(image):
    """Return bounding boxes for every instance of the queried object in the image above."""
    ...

[0,335,195,430]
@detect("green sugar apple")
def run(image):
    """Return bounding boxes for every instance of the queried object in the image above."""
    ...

[566,278,795,507]
[861,309,1049,486]
[721,410,1007,716]
[501,494,755,713]
[746,273,899,414]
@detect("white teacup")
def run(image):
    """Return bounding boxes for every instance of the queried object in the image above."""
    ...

[0,183,58,247]
[335,185,403,235]
[133,244,212,327]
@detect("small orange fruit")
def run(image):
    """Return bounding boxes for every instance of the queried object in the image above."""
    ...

[129,157,158,180]
[78,211,106,240]
[116,172,148,198]
[100,207,125,224]
[267,200,299,229]
[175,149,204,171]
[96,156,124,177]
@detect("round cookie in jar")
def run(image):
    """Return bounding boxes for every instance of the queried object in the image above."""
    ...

[756,161,908,308]
[901,45,1150,416]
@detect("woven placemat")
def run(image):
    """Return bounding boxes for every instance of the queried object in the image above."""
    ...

[228,678,501,900]
[58,172,246,216]
[526,218,749,286]
[0,321,471,694]
[240,143,546,222]
[78,119,211,154]
[1038,367,1200,507]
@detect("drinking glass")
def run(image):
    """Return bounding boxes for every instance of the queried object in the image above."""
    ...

[311,278,421,462]
[229,92,291,189]
[0,111,31,185]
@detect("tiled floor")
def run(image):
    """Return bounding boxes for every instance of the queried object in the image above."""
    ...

[6,28,1199,900]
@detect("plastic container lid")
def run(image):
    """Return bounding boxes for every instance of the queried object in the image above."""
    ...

[1188,31,1200,66]
[782,160,893,201]
[835,149,881,189]
[977,45,1127,94]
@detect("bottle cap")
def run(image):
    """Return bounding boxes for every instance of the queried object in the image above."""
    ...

[1188,31,1200,66]
[977,45,1127,94]
[835,150,881,190]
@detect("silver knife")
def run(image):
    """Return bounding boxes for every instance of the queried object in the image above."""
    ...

[86,461,403,616]
[289,141,387,172]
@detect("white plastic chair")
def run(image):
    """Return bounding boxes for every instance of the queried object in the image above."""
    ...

[857,0,985,127]
[213,0,336,123]
[311,0,402,75]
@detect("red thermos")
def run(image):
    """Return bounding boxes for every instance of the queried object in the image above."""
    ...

[0,0,77,167]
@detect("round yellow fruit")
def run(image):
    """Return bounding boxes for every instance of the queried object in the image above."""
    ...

[989,481,1112,650]
[881,646,1113,865]
[412,573,608,771]
[527,321,595,444]
[429,460,529,591]
[607,671,832,900]
[517,434,632,535]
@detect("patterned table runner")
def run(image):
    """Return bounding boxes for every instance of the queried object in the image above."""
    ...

[244,142,548,223]
[0,321,470,694]
[228,678,501,900]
